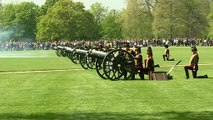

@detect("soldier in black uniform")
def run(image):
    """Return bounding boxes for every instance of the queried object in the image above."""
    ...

[162,45,174,61]
[123,43,135,79]
[184,46,208,79]
[143,48,155,80]
[131,47,144,80]
[125,43,135,56]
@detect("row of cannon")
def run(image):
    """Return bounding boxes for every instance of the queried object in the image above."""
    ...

[55,46,136,80]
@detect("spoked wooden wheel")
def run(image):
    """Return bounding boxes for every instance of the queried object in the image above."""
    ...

[103,49,135,80]
[55,49,61,57]
[80,55,89,69]
[95,59,107,79]
[87,56,96,69]
[61,49,67,57]
[70,49,80,64]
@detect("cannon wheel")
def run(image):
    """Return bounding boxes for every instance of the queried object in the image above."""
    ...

[95,59,107,79]
[67,51,73,61]
[87,56,96,69]
[61,49,67,57]
[80,55,89,69]
[69,48,79,64]
[55,49,61,57]
[103,49,135,80]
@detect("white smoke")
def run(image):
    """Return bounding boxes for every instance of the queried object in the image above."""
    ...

[0,30,12,42]
[0,50,56,58]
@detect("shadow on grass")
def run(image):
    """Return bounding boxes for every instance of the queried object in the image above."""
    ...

[0,111,212,120]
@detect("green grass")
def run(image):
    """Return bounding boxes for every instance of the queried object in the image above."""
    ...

[0,47,213,120]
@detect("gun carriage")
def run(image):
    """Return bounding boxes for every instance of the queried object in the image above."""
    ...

[55,46,135,80]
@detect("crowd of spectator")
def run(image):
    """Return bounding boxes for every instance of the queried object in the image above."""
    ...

[0,38,212,51]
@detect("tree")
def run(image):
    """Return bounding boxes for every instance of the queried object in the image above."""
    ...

[40,0,59,15]
[153,0,210,39]
[0,0,3,10]
[208,2,213,37]
[0,2,40,41]
[184,0,210,38]
[36,0,97,41]
[89,2,108,39]
[122,0,155,39]
[101,10,123,39]
[153,0,187,39]
[0,4,15,41]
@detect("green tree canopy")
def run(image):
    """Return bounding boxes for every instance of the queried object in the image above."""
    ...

[0,2,40,41]
[122,0,155,39]
[36,0,97,41]
[89,2,108,39]
[40,0,59,15]
[153,0,210,39]
[208,2,213,37]
[101,10,123,39]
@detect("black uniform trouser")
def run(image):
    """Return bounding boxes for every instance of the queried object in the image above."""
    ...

[131,65,144,80]
[184,65,197,78]
[184,66,208,79]
[184,65,208,79]
[163,54,169,61]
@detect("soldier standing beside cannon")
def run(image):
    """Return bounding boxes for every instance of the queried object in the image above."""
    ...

[143,47,155,80]
[131,47,144,80]
[125,43,135,56]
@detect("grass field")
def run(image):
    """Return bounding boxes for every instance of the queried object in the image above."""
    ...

[0,47,213,120]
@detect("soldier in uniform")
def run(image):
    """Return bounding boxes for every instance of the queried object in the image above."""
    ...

[162,45,174,61]
[131,47,144,80]
[143,48,155,80]
[125,43,135,56]
[123,43,135,79]
[184,46,208,79]
[145,46,160,68]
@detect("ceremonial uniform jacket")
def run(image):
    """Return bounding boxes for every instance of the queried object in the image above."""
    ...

[134,54,143,66]
[145,56,154,71]
[189,53,199,70]
[164,48,169,56]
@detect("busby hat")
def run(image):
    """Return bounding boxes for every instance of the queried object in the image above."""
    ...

[136,47,141,53]
[147,46,152,53]
[125,43,130,47]
[191,46,197,51]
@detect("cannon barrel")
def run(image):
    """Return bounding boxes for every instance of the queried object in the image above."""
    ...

[88,49,108,58]
[57,46,64,49]
[64,47,74,52]
[74,49,88,55]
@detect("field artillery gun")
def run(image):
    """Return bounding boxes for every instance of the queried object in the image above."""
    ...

[54,46,79,64]
[90,49,135,80]
[55,46,136,80]
[86,49,135,80]
[55,46,69,57]
[55,46,99,70]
